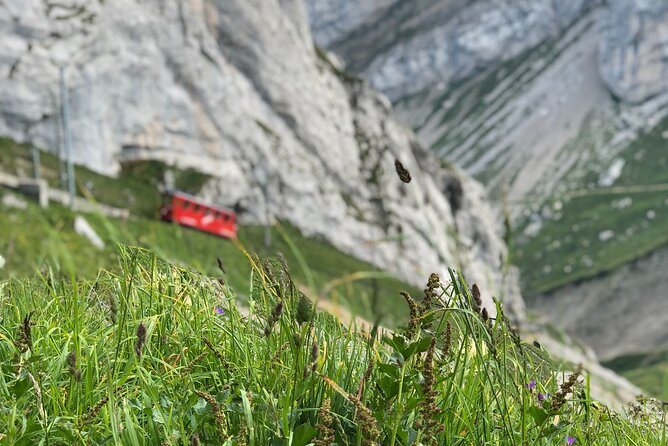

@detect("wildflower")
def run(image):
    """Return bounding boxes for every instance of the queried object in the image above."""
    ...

[567,436,575,445]
[538,392,550,402]
[0,254,5,269]
[214,306,224,315]
[395,159,412,183]
[525,379,536,390]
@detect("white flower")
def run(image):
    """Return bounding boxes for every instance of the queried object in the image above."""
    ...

[0,255,5,269]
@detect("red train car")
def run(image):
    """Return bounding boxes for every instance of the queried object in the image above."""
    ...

[159,191,237,239]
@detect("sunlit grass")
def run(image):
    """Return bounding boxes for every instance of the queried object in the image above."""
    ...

[0,247,665,445]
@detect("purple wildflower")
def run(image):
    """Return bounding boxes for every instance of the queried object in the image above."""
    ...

[214,306,224,315]
[538,392,549,402]
[525,379,536,390]
[567,436,575,445]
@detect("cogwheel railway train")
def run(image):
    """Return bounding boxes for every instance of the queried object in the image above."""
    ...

[159,191,237,239]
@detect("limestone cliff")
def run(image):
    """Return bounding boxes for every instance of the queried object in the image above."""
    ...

[0,0,524,320]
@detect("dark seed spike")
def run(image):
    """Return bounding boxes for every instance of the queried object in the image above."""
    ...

[395,159,412,183]
[135,322,147,358]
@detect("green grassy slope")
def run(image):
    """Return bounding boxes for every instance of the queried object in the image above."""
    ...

[0,247,664,445]
[604,351,668,399]
[0,140,417,326]
[0,137,210,218]
[514,115,668,296]
[0,194,416,327]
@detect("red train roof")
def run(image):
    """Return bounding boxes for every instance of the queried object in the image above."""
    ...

[163,190,236,215]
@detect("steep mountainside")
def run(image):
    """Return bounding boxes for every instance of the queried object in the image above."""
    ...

[0,0,524,320]
[0,0,647,405]
[307,0,668,390]
[534,243,668,362]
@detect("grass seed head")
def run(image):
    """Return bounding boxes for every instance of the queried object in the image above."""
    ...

[471,284,482,311]
[441,321,452,358]
[349,394,380,446]
[16,313,33,353]
[551,364,583,411]
[265,300,284,337]
[417,337,444,445]
[67,351,82,382]
[400,291,419,338]
[270,342,290,364]
[314,398,335,446]
[421,273,440,328]
[108,293,118,324]
[190,433,201,446]
[195,390,225,435]
[202,337,229,368]
[135,322,147,358]
[296,291,313,325]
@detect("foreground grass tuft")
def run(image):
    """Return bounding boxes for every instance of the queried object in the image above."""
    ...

[0,247,665,445]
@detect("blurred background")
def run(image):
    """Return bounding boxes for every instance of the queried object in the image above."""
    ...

[0,0,666,401]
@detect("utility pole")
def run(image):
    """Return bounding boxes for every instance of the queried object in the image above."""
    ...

[31,147,40,180]
[254,165,272,252]
[59,66,75,208]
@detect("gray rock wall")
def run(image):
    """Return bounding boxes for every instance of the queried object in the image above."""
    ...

[533,244,668,362]
[307,0,596,100]
[0,0,524,321]
[599,0,668,103]
[308,0,668,104]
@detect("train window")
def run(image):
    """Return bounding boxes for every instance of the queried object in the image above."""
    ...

[222,213,229,222]
[180,200,190,209]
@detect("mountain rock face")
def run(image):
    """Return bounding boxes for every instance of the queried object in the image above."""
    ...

[306,0,663,399]
[599,0,668,104]
[307,0,596,100]
[534,244,668,362]
[0,0,524,321]
[308,0,668,201]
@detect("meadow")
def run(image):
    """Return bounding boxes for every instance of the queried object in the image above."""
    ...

[0,246,665,445]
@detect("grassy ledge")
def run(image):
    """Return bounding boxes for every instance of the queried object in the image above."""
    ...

[0,247,665,445]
